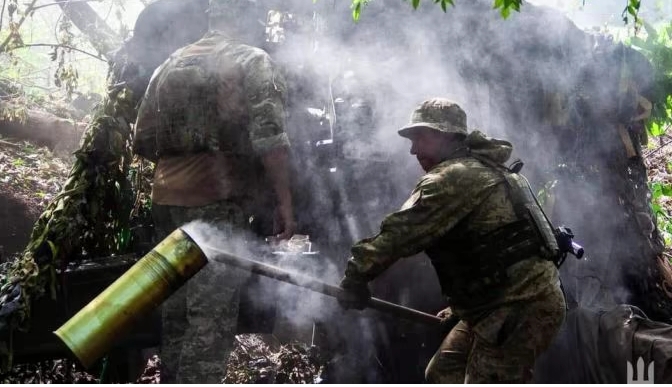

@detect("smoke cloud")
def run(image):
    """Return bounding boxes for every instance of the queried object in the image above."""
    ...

[134,0,664,382]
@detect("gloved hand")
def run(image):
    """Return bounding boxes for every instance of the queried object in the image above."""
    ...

[437,306,459,332]
[337,276,371,310]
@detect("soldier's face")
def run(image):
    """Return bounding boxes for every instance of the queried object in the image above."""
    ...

[409,129,451,172]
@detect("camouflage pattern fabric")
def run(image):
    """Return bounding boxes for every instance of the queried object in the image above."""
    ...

[398,97,469,138]
[344,131,565,382]
[153,200,248,384]
[345,158,561,314]
[134,31,290,162]
[425,285,565,383]
[135,27,290,384]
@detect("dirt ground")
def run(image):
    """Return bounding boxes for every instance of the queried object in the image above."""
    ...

[0,139,71,260]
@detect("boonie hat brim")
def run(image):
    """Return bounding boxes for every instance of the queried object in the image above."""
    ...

[398,123,468,138]
[398,123,446,138]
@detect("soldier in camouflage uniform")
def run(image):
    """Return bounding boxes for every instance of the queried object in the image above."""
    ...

[338,98,566,383]
[133,0,295,383]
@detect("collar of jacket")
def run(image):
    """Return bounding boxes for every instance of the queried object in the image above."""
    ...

[439,146,469,163]
[204,30,237,41]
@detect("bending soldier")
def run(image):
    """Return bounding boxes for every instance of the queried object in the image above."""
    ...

[132,0,295,383]
[338,98,566,383]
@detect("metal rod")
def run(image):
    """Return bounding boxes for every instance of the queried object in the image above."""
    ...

[211,251,441,326]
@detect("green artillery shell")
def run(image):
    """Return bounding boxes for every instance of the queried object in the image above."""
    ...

[54,228,208,368]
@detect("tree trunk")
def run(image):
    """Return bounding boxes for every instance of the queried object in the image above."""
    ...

[0,105,86,154]
[56,0,121,59]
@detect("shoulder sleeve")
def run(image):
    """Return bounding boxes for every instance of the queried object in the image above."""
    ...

[133,62,167,162]
[241,49,290,155]
[345,162,501,281]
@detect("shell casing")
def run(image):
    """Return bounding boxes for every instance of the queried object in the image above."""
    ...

[54,228,208,368]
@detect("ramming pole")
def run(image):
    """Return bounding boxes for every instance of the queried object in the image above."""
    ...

[211,251,442,326]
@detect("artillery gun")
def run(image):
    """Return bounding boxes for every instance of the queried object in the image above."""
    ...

[4,1,430,382]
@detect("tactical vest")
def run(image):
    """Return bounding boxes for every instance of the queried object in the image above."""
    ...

[153,40,251,157]
[427,154,559,306]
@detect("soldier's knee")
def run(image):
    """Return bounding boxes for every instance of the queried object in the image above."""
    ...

[425,362,439,383]
[424,357,457,384]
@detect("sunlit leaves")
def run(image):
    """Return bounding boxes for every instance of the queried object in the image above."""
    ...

[0,104,28,124]
[650,181,672,245]
[351,0,522,20]
[493,0,522,19]
[651,181,672,200]
[351,0,367,21]
[628,22,672,138]
[54,63,79,98]
[622,0,642,30]
[433,0,454,13]
[650,121,664,136]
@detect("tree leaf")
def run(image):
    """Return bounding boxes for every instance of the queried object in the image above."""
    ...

[663,184,672,197]
[351,0,362,21]
[649,121,665,137]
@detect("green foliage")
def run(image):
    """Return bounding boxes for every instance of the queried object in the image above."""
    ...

[349,0,524,21]
[0,104,28,123]
[493,0,522,19]
[0,0,138,103]
[628,21,672,137]
[651,181,672,245]
[350,0,369,21]
[349,0,651,23]
[623,0,642,30]
[0,84,138,370]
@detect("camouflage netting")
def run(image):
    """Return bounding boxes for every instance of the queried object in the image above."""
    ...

[224,334,325,384]
[0,82,149,369]
[0,359,98,384]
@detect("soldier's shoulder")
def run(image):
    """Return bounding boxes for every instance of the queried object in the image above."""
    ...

[223,43,270,64]
[425,157,484,180]
[418,158,501,195]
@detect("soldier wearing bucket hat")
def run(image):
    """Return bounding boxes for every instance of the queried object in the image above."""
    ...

[396,98,471,172]
[397,97,469,138]
[338,98,566,383]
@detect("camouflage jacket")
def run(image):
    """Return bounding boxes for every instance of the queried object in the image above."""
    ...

[134,30,290,162]
[345,131,560,322]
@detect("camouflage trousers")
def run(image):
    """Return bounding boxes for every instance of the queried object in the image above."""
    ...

[153,200,248,384]
[425,284,566,383]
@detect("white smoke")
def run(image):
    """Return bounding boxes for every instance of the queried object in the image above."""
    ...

[133,0,668,381]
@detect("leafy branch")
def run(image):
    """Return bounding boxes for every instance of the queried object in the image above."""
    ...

[350,0,523,21]
[28,0,103,12]
[8,43,104,61]
[0,0,39,53]
[622,0,641,31]
[351,0,647,23]
[628,21,672,138]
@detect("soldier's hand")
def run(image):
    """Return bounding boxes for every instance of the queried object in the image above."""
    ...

[437,306,452,321]
[337,276,371,310]
[437,306,459,332]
